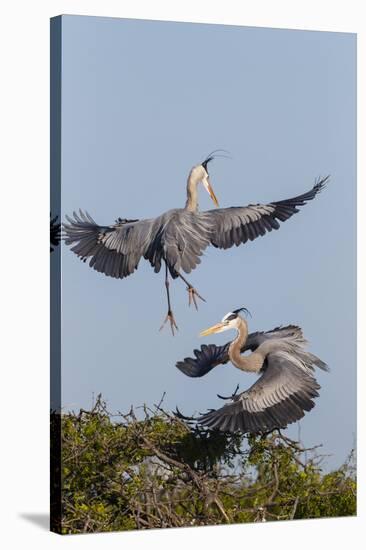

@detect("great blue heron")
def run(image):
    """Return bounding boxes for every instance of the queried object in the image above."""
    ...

[176,308,328,433]
[63,153,329,333]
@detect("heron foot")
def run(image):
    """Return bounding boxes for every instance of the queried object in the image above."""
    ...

[217,384,240,401]
[187,286,206,310]
[159,310,179,336]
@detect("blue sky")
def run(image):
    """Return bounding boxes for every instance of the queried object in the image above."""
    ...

[56,15,356,470]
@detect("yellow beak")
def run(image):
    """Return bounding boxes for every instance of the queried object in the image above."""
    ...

[203,178,219,207]
[200,322,226,337]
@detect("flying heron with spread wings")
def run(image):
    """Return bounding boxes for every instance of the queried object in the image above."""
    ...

[176,308,328,433]
[63,152,329,333]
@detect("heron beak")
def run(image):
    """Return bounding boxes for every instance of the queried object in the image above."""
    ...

[200,322,226,337]
[203,177,219,207]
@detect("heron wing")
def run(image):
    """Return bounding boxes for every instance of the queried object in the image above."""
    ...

[63,210,157,279]
[176,343,231,378]
[64,209,214,278]
[245,325,305,350]
[175,325,305,378]
[205,177,329,250]
[197,352,324,433]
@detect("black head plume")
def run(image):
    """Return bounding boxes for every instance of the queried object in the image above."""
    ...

[201,149,231,173]
[232,307,252,318]
[201,155,214,173]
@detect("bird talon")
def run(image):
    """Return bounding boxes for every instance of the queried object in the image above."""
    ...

[159,310,179,336]
[187,287,205,310]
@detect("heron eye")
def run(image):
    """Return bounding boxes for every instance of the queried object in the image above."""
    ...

[225,313,237,322]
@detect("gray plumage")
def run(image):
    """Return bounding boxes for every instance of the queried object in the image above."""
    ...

[176,320,328,434]
[63,209,214,279]
[63,172,329,281]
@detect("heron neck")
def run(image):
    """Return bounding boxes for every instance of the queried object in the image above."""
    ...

[185,178,199,211]
[229,318,263,373]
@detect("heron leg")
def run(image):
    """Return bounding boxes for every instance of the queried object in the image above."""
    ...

[159,262,179,336]
[176,272,206,310]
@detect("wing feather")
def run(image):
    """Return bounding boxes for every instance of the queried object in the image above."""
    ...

[63,210,155,279]
[205,177,329,250]
[64,208,215,279]
[176,343,231,378]
[197,354,323,433]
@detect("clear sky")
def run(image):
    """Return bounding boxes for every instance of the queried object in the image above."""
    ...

[57,15,356,470]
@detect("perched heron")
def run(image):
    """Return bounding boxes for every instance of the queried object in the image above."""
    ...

[63,153,329,333]
[176,308,328,433]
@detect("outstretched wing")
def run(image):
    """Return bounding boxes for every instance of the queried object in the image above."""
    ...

[63,210,157,279]
[175,325,304,378]
[64,208,215,279]
[198,353,324,434]
[205,177,329,250]
[176,343,231,378]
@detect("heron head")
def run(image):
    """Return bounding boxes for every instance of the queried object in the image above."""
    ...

[188,158,219,207]
[200,307,252,336]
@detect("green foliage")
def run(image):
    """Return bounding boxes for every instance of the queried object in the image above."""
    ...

[51,396,356,534]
